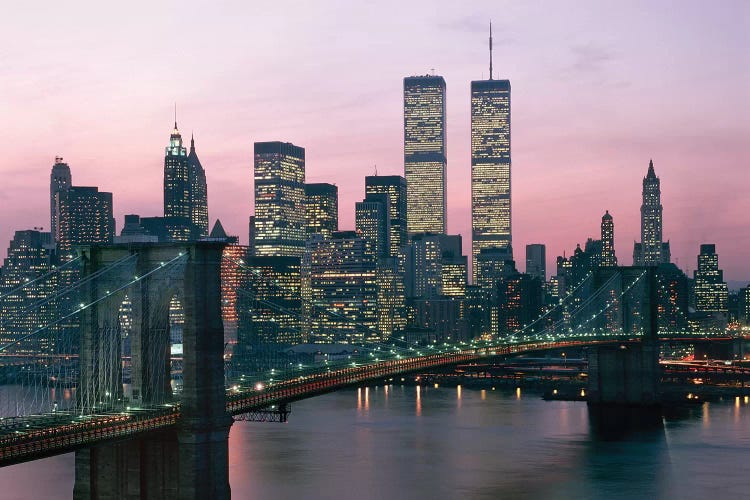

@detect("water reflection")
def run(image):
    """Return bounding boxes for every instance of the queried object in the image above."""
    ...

[3,386,750,499]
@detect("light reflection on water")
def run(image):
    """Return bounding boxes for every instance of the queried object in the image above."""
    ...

[1,386,750,499]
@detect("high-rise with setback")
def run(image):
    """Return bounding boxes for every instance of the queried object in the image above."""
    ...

[187,135,208,238]
[253,141,306,257]
[163,121,192,241]
[633,160,670,266]
[404,75,447,235]
[601,210,617,266]
[471,23,512,282]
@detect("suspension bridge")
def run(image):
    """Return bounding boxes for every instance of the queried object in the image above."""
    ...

[0,242,736,498]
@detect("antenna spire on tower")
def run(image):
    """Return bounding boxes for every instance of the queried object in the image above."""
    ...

[174,102,178,129]
[489,20,494,80]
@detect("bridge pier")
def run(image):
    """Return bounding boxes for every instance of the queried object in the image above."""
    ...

[74,431,180,499]
[74,243,231,499]
[587,267,661,407]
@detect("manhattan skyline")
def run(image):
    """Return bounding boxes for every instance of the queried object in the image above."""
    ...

[1,1,747,280]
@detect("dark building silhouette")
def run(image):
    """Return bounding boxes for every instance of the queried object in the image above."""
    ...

[50,157,71,241]
[497,272,544,336]
[525,244,546,281]
[601,211,617,266]
[365,175,407,257]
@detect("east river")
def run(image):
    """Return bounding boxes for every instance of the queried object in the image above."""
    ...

[1,384,750,499]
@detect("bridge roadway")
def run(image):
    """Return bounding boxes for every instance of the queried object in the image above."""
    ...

[0,336,724,466]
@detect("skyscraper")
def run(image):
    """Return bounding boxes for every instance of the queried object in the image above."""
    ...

[600,211,617,267]
[50,157,71,241]
[309,231,379,343]
[525,244,546,281]
[633,160,670,266]
[407,233,466,299]
[55,186,115,256]
[304,183,338,239]
[253,141,306,257]
[187,135,209,238]
[0,230,56,353]
[693,244,729,313]
[365,175,407,256]
[355,193,390,259]
[163,121,192,241]
[404,75,447,235]
[471,25,512,281]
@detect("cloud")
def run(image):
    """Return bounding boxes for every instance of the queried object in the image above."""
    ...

[568,43,616,73]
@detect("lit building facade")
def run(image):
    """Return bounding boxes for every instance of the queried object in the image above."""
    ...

[471,78,511,282]
[365,175,407,257]
[601,211,617,266]
[309,231,378,344]
[355,193,390,259]
[633,160,670,266]
[253,142,305,257]
[187,135,209,238]
[404,75,447,235]
[163,122,192,241]
[237,255,302,346]
[407,233,466,299]
[693,244,728,313]
[376,257,407,339]
[304,183,338,239]
[0,230,57,353]
[55,186,115,257]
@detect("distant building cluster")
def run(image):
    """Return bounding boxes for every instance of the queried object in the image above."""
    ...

[0,28,746,361]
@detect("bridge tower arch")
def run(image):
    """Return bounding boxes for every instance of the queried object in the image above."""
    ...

[73,242,231,500]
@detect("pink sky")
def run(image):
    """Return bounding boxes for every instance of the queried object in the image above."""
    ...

[1,1,748,282]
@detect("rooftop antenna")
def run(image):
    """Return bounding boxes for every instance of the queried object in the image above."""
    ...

[489,20,494,80]
[174,102,177,129]
[374,164,378,176]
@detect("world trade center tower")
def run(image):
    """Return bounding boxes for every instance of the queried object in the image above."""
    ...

[404,75,447,235]
[471,24,511,282]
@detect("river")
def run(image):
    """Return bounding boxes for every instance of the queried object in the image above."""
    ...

[1,384,750,499]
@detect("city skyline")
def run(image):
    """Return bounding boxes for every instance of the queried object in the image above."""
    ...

[1,1,747,281]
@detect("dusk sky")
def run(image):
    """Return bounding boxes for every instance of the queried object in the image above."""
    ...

[1,1,748,281]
